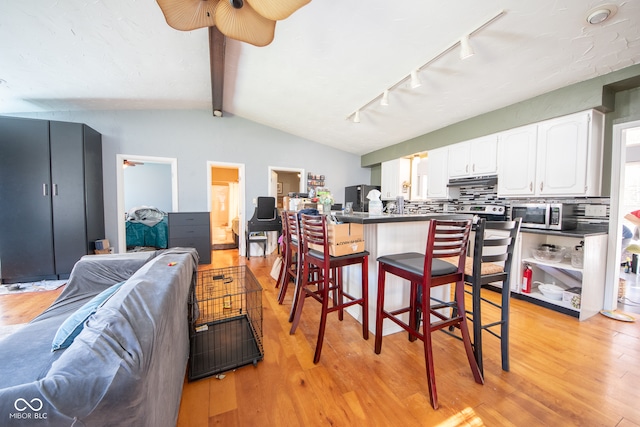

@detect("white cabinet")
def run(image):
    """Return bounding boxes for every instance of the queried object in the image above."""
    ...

[497,124,538,196]
[447,135,497,179]
[497,110,604,197]
[426,147,449,199]
[513,231,607,321]
[536,110,603,196]
[381,158,411,200]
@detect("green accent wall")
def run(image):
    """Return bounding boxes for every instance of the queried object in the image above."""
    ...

[363,64,640,196]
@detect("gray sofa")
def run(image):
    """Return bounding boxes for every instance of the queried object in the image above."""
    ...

[0,247,199,426]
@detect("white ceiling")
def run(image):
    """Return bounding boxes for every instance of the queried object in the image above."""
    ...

[1,1,639,155]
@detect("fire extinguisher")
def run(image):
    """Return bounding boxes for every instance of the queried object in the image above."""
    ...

[522,264,532,293]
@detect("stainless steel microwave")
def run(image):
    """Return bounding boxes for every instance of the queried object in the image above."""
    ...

[510,203,577,230]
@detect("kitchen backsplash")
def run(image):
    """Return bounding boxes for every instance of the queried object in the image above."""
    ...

[392,183,610,226]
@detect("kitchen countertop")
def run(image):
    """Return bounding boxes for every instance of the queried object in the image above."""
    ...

[335,212,471,224]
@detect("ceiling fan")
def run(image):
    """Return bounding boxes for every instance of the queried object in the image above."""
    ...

[156,0,310,116]
[123,160,145,167]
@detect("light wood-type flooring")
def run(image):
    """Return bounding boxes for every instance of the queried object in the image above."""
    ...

[1,249,639,426]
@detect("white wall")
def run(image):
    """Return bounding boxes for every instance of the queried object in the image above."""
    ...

[124,162,173,213]
[9,109,370,250]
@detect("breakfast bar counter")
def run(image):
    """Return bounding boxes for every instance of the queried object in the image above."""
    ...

[335,212,470,336]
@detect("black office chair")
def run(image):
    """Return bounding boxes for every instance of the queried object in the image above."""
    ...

[246,197,281,259]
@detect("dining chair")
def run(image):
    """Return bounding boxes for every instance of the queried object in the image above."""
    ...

[277,211,300,305]
[289,214,369,364]
[462,217,521,375]
[374,218,482,410]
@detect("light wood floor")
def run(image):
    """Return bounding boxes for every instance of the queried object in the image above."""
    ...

[2,250,639,426]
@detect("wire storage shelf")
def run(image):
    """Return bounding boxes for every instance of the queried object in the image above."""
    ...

[188,266,263,381]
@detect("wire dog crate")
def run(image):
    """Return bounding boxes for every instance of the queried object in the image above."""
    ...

[188,265,264,381]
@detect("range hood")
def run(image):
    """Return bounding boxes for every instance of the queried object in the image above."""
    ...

[447,175,498,187]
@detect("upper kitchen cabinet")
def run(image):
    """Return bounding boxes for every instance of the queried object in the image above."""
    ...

[536,110,604,197]
[381,158,411,200]
[426,147,449,199]
[497,110,604,197]
[447,135,497,179]
[497,124,538,196]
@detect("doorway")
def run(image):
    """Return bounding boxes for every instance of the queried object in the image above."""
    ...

[268,167,304,209]
[115,154,178,254]
[208,161,245,256]
[606,120,640,314]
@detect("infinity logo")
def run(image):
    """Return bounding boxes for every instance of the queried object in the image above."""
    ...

[14,398,43,412]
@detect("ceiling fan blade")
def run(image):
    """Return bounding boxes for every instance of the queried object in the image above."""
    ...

[156,0,219,31]
[246,0,310,21]
[215,0,275,47]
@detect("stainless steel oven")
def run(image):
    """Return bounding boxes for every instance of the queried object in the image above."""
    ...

[510,203,577,230]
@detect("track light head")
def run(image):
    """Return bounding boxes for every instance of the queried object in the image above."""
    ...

[460,34,474,59]
[353,110,361,123]
[381,90,389,106]
[410,70,421,89]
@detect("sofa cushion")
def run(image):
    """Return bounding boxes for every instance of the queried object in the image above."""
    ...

[51,280,126,351]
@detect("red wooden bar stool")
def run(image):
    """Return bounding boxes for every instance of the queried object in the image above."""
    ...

[289,214,369,364]
[374,218,482,409]
[277,211,300,305]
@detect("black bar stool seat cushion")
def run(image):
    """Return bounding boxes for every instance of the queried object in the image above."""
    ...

[377,252,458,277]
[308,249,370,261]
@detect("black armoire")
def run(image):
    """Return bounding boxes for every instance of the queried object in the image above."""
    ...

[0,116,104,284]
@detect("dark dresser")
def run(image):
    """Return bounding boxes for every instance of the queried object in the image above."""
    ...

[168,212,211,264]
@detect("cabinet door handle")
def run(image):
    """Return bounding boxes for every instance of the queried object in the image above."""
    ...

[465,164,469,173]
[472,164,475,172]
[42,183,49,196]
[53,183,58,196]
[529,182,533,192]
[540,182,544,192]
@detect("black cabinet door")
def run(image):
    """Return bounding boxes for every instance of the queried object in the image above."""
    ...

[0,117,56,282]
[82,125,104,251]
[49,122,104,276]
[50,121,88,275]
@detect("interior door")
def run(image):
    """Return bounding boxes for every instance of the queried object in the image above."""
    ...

[0,117,56,282]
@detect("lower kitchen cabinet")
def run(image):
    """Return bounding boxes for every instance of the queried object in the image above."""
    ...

[168,212,211,264]
[511,231,607,320]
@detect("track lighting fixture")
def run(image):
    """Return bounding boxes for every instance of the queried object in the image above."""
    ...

[410,70,421,89]
[381,90,389,106]
[460,34,474,59]
[346,9,506,124]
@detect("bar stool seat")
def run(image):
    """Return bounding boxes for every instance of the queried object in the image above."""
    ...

[374,218,482,410]
[290,214,369,364]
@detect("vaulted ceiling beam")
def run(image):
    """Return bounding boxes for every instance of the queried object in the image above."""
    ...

[209,26,225,117]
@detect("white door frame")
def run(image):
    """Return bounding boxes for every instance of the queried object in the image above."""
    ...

[208,160,246,257]
[115,154,178,254]
[605,119,640,310]
[267,166,305,199]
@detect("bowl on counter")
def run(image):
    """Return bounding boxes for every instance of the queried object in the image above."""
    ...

[536,282,564,300]
[531,245,567,263]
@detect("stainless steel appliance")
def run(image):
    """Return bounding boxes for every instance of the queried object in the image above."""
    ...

[456,204,507,222]
[510,203,577,230]
[344,185,380,212]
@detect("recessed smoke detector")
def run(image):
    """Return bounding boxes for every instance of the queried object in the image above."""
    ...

[586,4,617,25]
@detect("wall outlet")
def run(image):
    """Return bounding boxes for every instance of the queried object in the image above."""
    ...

[585,204,607,217]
